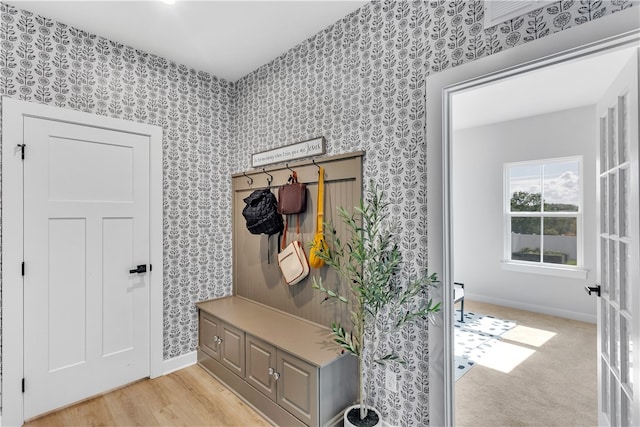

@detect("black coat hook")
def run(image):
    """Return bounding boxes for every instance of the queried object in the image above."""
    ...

[312,159,321,174]
[243,172,253,186]
[262,168,273,187]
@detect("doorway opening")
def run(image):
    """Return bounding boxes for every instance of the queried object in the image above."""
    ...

[445,44,638,425]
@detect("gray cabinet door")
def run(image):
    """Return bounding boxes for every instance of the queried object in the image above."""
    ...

[220,322,245,377]
[277,351,318,426]
[246,334,277,401]
[199,312,221,361]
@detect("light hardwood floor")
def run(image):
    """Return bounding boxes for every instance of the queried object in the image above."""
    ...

[24,364,271,427]
[24,302,596,427]
[455,300,597,427]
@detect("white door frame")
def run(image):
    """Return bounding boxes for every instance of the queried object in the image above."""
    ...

[1,97,164,426]
[425,10,640,427]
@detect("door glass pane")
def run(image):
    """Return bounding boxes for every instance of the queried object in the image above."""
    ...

[609,171,618,235]
[613,376,620,427]
[509,164,541,212]
[620,242,630,311]
[620,167,629,237]
[601,238,609,294]
[601,175,608,234]
[622,390,632,427]
[600,116,608,174]
[621,315,631,386]
[542,217,576,265]
[608,106,617,169]
[610,242,618,303]
[602,358,610,419]
[511,217,541,262]
[611,306,620,374]
[618,95,628,164]
[628,315,634,391]
[602,301,610,359]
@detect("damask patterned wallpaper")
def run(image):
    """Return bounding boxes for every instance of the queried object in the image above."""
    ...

[0,0,635,423]
[0,1,235,377]
[233,1,634,425]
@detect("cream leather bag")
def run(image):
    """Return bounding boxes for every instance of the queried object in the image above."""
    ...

[278,215,309,285]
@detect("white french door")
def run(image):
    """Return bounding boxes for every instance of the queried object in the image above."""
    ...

[595,49,639,427]
[22,117,151,419]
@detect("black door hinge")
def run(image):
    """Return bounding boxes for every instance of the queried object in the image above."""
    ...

[21,262,25,276]
[17,144,25,160]
[149,264,152,272]
[22,378,25,393]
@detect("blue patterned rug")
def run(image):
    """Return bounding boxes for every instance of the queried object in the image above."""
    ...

[454,310,517,381]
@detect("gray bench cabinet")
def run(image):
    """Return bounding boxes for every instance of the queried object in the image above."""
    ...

[197,296,357,427]
[199,311,245,378]
[246,334,318,425]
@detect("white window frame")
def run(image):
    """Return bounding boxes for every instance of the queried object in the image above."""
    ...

[503,156,587,279]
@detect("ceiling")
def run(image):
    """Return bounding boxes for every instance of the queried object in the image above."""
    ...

[452,47,637,130]
[6,0,369,82]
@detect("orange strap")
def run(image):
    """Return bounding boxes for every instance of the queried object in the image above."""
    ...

[316,167,324,234]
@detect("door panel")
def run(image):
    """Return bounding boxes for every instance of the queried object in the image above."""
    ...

[48,218,86,371]
[596,49,639,427]
[102,218,135,356]
[23,117,150,419]
[199,313,221,360]
[246,334,277,401]
[47,136,134,202]
[220,323,245,377]
[277,351,317,425]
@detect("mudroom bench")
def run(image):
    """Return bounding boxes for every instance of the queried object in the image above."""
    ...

[196,296,358,427]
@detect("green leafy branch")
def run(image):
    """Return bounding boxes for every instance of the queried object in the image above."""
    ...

[310,182,441,418]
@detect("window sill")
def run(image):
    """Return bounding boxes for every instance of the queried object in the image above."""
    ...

[501,261,589,279]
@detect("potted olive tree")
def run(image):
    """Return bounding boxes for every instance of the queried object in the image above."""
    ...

[311,183,440,427]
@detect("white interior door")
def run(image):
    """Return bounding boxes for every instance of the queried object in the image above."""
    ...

[595,49,639,427]
[22,117,151,419]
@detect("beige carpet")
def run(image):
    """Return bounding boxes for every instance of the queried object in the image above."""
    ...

[455,300,597,427]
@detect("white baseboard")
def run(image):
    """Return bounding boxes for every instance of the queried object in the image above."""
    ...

[162,351,197,375]
[466,293,597,324]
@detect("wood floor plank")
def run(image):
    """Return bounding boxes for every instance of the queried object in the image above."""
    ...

[24,365,272,427]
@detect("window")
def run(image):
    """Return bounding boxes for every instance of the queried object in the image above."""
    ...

[505,157,582,270]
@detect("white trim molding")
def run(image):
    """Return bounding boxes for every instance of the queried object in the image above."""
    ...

[501,261,589,280]
[162,351,198,375]
[466,292,597,324]
[1,97,164,426]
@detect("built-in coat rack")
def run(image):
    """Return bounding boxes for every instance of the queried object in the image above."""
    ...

[233,152,364,191]
[230,151,364,328]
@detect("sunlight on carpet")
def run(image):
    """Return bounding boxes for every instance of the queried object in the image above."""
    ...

[504,325,556,347]
[455,313,559,379]
[477,340,535,373]
[454,310,516,381]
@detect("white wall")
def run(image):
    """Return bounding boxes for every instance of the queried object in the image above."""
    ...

[452,105,597,323]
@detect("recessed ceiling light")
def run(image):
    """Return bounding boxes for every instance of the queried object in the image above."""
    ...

[161,0,176,5]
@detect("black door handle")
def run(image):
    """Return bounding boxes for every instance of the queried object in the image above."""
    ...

[585,285,601,297]
[129,264,147,274]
